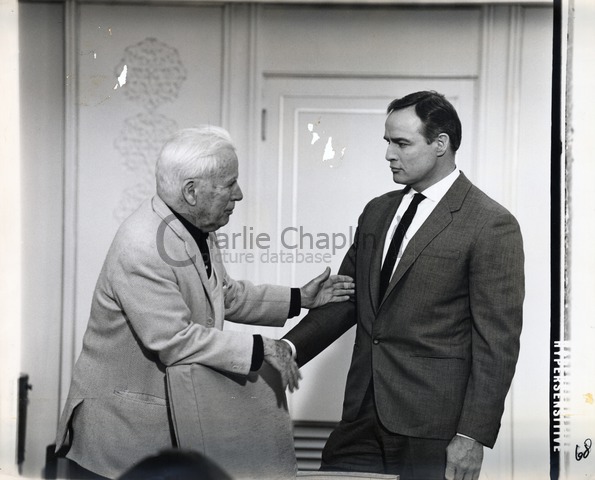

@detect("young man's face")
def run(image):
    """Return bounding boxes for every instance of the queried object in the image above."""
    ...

[384,106,448,192]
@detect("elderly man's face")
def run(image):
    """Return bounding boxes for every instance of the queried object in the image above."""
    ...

[192,153,243,232]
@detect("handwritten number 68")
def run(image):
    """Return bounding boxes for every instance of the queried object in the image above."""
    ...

[575,438,592,461]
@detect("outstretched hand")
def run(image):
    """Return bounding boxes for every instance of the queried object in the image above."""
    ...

[262,337,301,392]
[300,267,355,309]
[445,435,484,480]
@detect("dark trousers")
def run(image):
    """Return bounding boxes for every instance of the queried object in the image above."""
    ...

[321,386,450,480]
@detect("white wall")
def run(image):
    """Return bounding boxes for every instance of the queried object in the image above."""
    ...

[19,4,66,477]
[0,2,22,479]
[505,7,553,478]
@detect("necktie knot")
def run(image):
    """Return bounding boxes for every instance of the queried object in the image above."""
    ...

[411,192,426,206]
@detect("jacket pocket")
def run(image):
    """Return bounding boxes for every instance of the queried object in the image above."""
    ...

[420,248,460,260]
[113,390,167,406]
[410,354,467,360]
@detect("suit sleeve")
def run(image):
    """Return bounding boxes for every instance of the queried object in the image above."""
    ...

[457,211,525,447]
[283,221,360,367]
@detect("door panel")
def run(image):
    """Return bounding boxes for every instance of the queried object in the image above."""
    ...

[258,6,481,77]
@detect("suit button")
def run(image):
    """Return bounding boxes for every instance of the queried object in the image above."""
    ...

[206,317,214,326]
[373,338,380,345]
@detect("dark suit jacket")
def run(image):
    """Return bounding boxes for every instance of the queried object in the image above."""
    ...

[284,173,524,448]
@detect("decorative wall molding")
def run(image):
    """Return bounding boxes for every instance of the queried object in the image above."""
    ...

[112,37,186,221]
[113,112,178,221]
[248,3,265,282]
[476,4,524,211]
[116,38,187,112]
[263,72,478,80]
[59,0,80,412]
[221,5,233,129]
[475,5,525,478]
[477,4,497,190]
[503,5,523,212]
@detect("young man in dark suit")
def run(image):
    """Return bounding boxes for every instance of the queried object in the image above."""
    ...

[284,91,525,480]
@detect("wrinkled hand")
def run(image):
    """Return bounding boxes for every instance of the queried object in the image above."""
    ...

[262,337,301,392]
[445,435,483,480]
[300,267,355,309]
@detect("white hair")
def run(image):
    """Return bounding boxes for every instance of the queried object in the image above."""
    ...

[155,126,236,210]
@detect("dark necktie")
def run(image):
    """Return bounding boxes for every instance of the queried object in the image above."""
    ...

[378,192,425,301]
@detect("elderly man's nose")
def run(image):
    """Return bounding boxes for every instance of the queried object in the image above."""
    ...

[233,183,243,201]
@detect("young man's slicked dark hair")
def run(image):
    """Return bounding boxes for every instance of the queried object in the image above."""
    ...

[387,91,462,153]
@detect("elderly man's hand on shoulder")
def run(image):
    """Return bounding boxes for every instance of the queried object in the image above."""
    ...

[300,267,355,309]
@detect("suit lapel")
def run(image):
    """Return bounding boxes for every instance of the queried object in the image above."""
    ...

[152,196,215,304]
[368,190,407,314]
[378,173,472,307]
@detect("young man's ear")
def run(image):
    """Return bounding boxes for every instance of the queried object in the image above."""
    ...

[182,179,197,206]
[435,133,450,157]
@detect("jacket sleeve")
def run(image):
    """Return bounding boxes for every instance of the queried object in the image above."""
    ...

[108,241,254,376]
[283,221,360,367]
[191,235,290,326]
[457,210,525,447]
[221,269,291,327]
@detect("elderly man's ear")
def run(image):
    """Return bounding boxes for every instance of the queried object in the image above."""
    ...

[182,179,198,206]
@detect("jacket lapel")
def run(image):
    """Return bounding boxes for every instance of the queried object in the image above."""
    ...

[368,189,407,314]
[151,196,214,303]
[378,173,472,307]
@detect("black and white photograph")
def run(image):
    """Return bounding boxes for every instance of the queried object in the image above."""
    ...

[1,0,594,479]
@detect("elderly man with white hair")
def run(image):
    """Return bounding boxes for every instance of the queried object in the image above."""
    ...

[55,126,354,479]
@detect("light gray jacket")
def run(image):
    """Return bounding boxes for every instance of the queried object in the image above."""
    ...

[55,195,290,478]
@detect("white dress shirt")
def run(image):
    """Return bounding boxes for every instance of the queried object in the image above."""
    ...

[381,168,460,276]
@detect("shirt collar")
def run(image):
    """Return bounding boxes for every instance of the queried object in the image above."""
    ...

[410,168,460,203]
